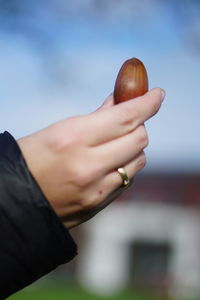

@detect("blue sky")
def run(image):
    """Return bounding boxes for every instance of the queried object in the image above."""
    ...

[0,1,200,172]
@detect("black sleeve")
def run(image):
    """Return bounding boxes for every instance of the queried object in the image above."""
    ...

[0,131,77,300]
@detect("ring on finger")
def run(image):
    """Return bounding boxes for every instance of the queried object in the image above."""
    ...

[117,167,130,188]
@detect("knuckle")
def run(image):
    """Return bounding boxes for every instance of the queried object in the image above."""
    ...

[152,97,161,115]
[152,102,160,115]
[50,117,85,153]
[138,126,149,148]
[136,152,147,170]
[72,165,92,188]
[80,189,99,213]
[119,105,139,131]
[81,193,99,212]
[65,117,85,145]
[70,158,99,188]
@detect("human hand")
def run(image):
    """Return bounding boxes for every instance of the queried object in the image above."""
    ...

[17,88,165,229]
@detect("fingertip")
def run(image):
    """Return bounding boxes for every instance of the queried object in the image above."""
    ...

[106,92,114,101]
[160,89,166,102]
[94,94,114,112]
[101,93,114,109]
[148,87,166,102]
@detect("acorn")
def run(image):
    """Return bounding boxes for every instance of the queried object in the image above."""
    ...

[114,57,149,104]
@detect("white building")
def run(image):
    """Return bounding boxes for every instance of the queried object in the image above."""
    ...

[77,173,200,299]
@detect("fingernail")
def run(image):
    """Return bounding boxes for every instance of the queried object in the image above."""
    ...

[161,89,165,102]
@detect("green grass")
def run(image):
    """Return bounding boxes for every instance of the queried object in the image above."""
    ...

[7,281,188,300]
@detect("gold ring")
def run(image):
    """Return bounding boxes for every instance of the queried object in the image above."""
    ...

[117,167,130,187]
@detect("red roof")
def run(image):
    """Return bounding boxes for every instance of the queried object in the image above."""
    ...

[117,173,200,207]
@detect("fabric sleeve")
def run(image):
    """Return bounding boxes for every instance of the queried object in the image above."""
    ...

[0,131,77,300]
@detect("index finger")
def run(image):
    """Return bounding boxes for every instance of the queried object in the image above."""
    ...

[84,87,165,146]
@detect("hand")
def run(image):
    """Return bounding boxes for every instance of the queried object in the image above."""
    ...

[17,88,165,229]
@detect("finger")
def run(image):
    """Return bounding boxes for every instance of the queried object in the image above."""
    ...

[105,151,146,189]
[94,125,148,172]
[84,88,165,146]
[89,151,146,212]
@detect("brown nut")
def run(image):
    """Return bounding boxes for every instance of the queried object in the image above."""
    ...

[114,57,149,104]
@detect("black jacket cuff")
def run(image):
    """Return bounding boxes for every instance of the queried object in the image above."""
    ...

[0,131,77,299]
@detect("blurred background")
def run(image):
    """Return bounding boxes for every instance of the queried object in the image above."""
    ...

[1,0,200,299]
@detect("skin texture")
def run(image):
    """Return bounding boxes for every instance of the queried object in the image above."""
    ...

[17,88,165,229]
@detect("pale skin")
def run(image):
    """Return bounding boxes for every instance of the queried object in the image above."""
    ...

[17,88,165,229]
